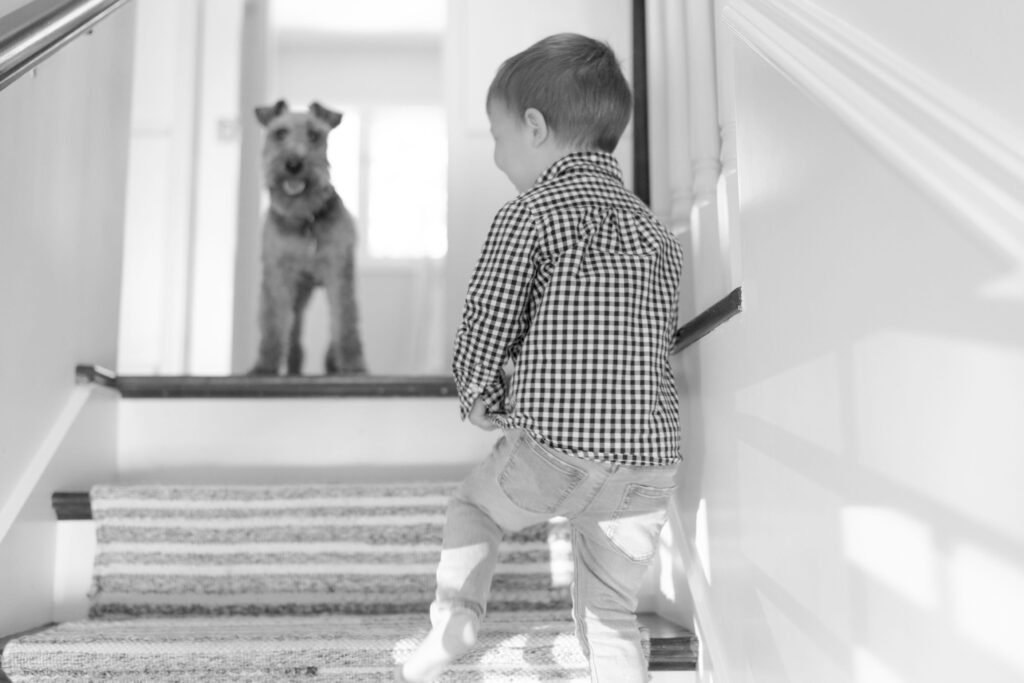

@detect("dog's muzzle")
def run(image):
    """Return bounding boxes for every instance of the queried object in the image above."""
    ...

[281,155,307,196]
[282,178,307,196]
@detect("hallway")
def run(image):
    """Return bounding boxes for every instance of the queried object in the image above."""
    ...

[2,0,1024,682]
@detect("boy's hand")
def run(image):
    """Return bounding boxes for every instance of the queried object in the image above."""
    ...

[468,398,498,431]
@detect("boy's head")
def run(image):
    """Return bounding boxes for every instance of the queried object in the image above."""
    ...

[486,33,633,192]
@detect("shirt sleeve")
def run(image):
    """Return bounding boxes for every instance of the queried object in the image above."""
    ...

[452,198,538,419]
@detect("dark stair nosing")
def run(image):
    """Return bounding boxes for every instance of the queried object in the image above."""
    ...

[52,491,93,520]
[75,366,458,398]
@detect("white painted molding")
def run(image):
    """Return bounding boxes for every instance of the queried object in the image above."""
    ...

[663,0,693,236]
[723,0,1024,268]
[719,120,737,172]
[645,0,677,228]
[686,0,722,205]
[713,0,738,171]
[0,385,94,545]
[646,0,694,239]
[691,156,722,204]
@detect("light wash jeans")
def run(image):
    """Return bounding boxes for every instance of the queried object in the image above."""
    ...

[432,428,678,683]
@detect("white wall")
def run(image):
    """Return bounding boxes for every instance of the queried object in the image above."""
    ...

[116,397,494,481]
[117,0,200,375]
[0,4,135,634]
[271,40,444,106]
[187,0,247,375]
[677,1,1024,681]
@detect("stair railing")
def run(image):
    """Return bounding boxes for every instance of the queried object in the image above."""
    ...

[0,0,130,546]
[0,384,97,545]
[0,0,130,92]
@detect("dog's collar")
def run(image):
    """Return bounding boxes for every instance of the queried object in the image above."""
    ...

[271,192,340,235]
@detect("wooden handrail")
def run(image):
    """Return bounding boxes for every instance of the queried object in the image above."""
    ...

[0,0,130,92]
[672,287,742,353]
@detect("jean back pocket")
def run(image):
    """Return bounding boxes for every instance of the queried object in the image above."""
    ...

[498,436,586,515]
[605,483,676,563]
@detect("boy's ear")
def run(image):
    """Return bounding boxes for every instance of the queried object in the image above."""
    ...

[523,108,549,147]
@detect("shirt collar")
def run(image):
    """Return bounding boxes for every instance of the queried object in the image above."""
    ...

[535,151,623,187]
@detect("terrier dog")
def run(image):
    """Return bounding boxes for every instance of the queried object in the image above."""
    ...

[250,100,366,375]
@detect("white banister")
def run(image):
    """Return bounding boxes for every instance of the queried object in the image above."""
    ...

[0,0,130,91]
[0,385,96,545]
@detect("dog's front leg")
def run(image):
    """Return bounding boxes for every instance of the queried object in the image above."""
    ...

[250,268,296,375]
[324,252,367,375]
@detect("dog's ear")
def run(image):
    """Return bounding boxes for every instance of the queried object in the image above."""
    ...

[309,102,343,129]
[255,100,289,127]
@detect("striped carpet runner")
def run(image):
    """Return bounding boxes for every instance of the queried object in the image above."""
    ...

[86,483,572,619]
[3,613,592,682]
[0,483,633,682]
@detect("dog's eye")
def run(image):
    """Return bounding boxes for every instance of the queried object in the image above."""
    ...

[273,128,288,141]
[307,129,321,143]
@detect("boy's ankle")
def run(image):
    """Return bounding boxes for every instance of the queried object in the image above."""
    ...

[401,608,479,683]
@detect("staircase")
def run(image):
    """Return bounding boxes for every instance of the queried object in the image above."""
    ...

[0,371,697,682]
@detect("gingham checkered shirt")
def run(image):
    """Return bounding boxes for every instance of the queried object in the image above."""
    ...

[453,152,684,466]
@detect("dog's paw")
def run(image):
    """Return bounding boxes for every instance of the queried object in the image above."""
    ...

[327,363,367,376]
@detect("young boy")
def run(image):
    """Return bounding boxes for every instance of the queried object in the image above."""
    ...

[399,33,684,683]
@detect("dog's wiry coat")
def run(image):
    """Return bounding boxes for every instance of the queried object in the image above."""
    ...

[250,100,366,375]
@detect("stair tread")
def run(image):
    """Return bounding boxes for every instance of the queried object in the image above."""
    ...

[77,365,458,398]
[39,484,698,674]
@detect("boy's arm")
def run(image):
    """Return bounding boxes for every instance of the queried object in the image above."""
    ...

[452,199,537,420]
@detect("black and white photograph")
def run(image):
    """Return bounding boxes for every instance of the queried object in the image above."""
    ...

[1,0,1022,682]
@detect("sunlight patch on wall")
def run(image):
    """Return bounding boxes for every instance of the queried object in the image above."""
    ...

[735,350,844,456]
[658,517,677,602]
[853,646,904,683]
[695,496,711,584]
[950,542,1024,675]
[841,506,937,610]
[852,331,1024,544]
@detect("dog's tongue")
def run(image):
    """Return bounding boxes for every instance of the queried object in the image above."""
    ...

[282,179,307,196]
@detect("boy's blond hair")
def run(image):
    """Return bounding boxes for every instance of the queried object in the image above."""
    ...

[487,33,632,153]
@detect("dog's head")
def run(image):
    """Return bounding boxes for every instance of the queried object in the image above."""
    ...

[256,100,342,207]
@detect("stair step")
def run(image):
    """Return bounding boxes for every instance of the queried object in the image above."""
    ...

[45,487,698,672]
[0,623,54,683]
[76,365,457,398]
